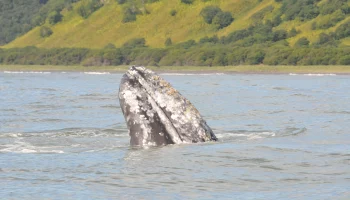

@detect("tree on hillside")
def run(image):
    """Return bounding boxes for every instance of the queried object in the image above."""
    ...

[165,38,172,46]
[200,6,222,24]
[200,6,233,29]
[212,12,234,29]
[48,11,63,24]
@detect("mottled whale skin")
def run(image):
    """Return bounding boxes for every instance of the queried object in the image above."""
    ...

[119,66,217,146]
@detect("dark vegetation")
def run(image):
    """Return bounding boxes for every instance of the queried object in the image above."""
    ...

[1,44,349,66]
[0,0,44,45]
[0,0,82,44]
[200,6,234,29]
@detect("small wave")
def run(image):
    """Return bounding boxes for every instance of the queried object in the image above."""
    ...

[80,93,102,97]
[277,127,307,137]
[84,72,110,75]
[3,71,51,74]
[272,87,289,91]
[160,73,225,76]
[324,111,350,115]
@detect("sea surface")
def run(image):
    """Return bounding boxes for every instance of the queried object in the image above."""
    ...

[1,71,349,199]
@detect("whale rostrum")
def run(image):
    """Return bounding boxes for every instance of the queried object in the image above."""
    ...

[119,66,217,146]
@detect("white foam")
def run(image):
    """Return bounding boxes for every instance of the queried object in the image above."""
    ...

[84,72,110,75]
[3,71,51,74]
[0,140,64,154]
[0,133,23,138]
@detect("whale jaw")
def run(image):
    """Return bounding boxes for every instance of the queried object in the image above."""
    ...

[119,66,217,146]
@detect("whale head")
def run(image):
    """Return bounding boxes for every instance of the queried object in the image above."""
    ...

[119,66,217,146]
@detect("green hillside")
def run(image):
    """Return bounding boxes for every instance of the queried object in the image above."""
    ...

[1,0,350,67]
[3,0,349,49]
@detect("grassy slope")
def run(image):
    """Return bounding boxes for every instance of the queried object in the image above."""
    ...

[3,0,350,49]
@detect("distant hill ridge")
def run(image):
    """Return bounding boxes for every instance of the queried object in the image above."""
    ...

[1,0,349,49]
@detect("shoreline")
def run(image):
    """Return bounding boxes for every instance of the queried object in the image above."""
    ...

[1,65,350,75]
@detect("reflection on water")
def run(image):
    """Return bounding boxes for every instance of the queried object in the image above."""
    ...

[0,72,350,199]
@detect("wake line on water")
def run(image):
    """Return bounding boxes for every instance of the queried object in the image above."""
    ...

[3,71,51,74]
[160,73,225,76]
[215,127,307,141]
[216,131,276,140]
[289,73,336,76]
[83,72,111,75]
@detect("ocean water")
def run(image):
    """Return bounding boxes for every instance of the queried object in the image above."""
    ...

[1,71,349,199]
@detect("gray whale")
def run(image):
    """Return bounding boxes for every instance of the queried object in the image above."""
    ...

[119,66,217,146]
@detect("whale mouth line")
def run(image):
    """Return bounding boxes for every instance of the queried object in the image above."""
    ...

[119,66,217,146]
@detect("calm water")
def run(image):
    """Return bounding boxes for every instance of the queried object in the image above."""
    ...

[1,71,350,199]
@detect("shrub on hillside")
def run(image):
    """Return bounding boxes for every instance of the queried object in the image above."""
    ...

[181,0,194,4]
[288,27,298,37]
[199,35,219,44]
[170,9,177,16]
[272,30,287,41]
[123,38,146,48]
[294,37,310,47]
[122,6,142,23]
[176,40,196,49]
[123,9,137,22]
[104,43,116,49]
[40,26,53,37]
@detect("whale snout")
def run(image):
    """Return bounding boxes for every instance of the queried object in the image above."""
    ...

[119,66,217,146]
